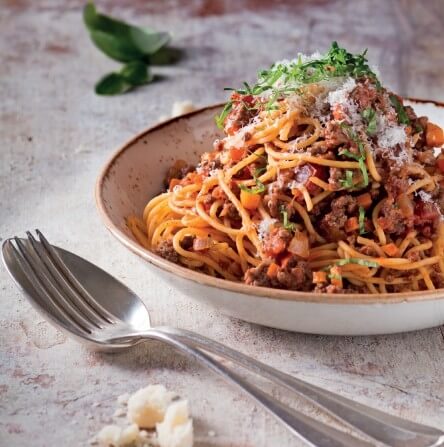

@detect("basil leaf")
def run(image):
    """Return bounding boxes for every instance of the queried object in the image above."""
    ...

[340,170,354,188]
[84,2,170,62]
[147,47,182,65]
[90,29,144,62]
[389,95,410,125]
[358,158,369,186]
[239,177,265,195]
[95,73,132,95]
[120,61,153,85]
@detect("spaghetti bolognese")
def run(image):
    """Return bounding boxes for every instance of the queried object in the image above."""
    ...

[129,42,444,293]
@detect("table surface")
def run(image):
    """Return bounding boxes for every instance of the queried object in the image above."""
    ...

[1,1,444,446]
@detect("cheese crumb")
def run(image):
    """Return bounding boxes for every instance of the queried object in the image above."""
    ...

[127,385,174,429]
[378,125,407,149]
[97,425,122,446]
[327,78,356,107]
[157,400,193,447]
[119,424,140,445]
[258,218,277,241]
[171,101,196,118]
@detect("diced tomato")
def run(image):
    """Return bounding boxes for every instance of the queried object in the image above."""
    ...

[332,104,346,121]
[414,200,440,224]
[229,148,246,162]
[294,164,327,195]
[437,155,444,173]
[263,228,289,257]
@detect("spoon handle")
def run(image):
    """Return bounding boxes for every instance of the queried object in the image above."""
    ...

[155,326,444,447]
[142,328,370,447]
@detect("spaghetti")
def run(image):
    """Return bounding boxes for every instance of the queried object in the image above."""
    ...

[129,42,444,293]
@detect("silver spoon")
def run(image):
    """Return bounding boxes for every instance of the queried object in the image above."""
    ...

[2,230,443,447]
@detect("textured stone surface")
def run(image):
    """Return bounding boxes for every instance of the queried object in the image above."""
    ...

[1,1,444,446]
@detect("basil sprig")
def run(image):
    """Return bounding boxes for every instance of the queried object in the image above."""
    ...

[83,2,177,95]
[389,95,410,125]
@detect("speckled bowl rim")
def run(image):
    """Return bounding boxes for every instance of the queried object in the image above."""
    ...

[95,99,444,305]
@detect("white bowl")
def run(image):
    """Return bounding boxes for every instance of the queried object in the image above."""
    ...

[96,100,444,335]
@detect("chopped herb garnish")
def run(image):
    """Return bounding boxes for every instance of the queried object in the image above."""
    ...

[389,95,410,125]
[414,124,423,133]
[358,206,366,234]
[339,123,369,187]
[335,258,379,268]
[340,170,354,188]
[328,273,342,280]
[361,108,377,135]
[280,206,296,231]
[239,170,265,195]
[215,102,233,129]
[215,41,380,121]
[254,166,267,177]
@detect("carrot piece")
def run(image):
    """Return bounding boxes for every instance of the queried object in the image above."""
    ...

[240,189,261,210]
[312,271,327,283]
[382,243,400,257]
[426,122,444,147]
[229,148,246,162]
[267,263,279,279]
[169,178,181,190]
[329,266,343,288]
[345,217,359,233]
[356,192,372,209]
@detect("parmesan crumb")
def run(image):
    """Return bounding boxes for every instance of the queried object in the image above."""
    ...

[171,101,196,118]
[378,125,407,149]
[127,385,174,429]
[157,400,193,447]
[258,218,277,241]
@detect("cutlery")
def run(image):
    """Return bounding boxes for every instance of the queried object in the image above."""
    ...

[2,231,444,447]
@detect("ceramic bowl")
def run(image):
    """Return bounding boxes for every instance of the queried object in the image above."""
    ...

[96,101,444,335]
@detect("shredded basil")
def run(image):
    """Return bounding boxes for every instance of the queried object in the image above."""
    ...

[335,258,379,268]
[280,206,296,231]
[340,170,354,188]
[361,108,377,135]
[239,174,265,195]
[215,102,233,129]
[358,206,366,235]
[389,95,410,125]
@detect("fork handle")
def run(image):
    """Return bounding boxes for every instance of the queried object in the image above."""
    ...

[155,326,444,447]
[133,329,369,447]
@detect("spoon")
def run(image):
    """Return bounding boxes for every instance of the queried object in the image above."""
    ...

[2,230,443,447]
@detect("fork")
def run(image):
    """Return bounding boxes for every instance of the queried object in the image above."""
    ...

[2,231,444,447]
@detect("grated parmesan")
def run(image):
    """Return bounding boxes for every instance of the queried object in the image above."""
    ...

[378,125,407,149]
[257,218,277,241]
[327,78,356,107]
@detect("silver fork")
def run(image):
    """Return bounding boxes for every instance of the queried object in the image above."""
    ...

[2,231,443,447]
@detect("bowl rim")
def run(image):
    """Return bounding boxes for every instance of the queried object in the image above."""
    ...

[95,99,444,305]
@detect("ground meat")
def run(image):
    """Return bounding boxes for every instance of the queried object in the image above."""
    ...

[377,199,410,235]
[414,200,440,236]
[351,79,377,109]
[431,268,444,289]
[155,240,180,264]
[320,195,358,241]
[313,284,364,294]
[164,160,193,188]
[308,140,329,155]
[384,174,409,198]
[262,227,292,257]
[415,149,436,166]
[224,94,258,135]
[328,167,344,190]
[324,122,348,149]
[244,258,312,291]
[220,202,240,220]
[264,182,284,218]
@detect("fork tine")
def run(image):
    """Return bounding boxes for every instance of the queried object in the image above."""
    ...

[13,237,95,334]
[26,232,105,329]
[35,229,115,324]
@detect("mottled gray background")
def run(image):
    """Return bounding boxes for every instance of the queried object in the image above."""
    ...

[1,1,443,446]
